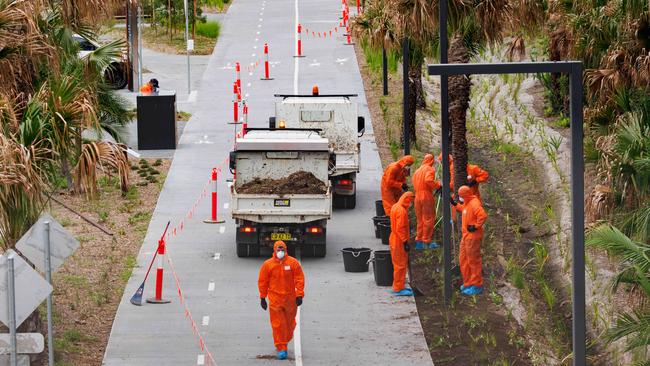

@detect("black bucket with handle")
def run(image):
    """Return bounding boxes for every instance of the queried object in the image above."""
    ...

[372,216,390,238]
[375,200,385,216]
[372,250,393,286]
[378,222,391,245]
[341,247,372,272]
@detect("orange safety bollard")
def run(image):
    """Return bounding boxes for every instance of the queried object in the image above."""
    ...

[261,43,274,80]
[229,82,240,124]
[345,25,354,45]
[235,62,241,97]
[242,102,249,136]
[295,24,305,57]
[146,238,171,304]
[204,168,225,224]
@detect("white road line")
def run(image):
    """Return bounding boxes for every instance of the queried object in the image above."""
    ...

[293,0,303,362]
[202,316,210,326]
[208,281,215,291]
[219,226,226,234]
[213,252,221,260]
[197,354,205,365]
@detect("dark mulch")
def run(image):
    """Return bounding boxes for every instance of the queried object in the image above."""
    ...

[237,171,327,195]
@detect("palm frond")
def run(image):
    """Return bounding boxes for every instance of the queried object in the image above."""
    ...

[604,309,650,352]
[75,141,130,198]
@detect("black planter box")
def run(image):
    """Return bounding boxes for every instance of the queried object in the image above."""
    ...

[137,91,177,150]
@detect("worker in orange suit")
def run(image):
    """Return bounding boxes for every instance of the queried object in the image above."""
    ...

[437,154,489,218]
[381,155,414,216]
[389,191,415,296]
[413,154,442,250]
[452,186,488,296]
[258,241,305,360]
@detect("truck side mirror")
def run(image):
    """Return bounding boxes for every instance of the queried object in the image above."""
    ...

[269,116,276,129]
[357,116,365,134]
[229,151,236,170]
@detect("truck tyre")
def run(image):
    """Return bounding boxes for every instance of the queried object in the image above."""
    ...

[269,117,276,129]
[303,244,326,257]
[333,193,356,209]
[104,62,128,89]
[313,245,326,258]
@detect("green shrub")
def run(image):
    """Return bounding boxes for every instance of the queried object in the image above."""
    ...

[196,21,220,39]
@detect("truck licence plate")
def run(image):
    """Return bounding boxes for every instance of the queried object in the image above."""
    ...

[271,233,292,241]
[274,199,290,207]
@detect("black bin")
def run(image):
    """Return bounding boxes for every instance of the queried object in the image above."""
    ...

[375,200,385,216]
[372,216,390,238]
[137,91,177,150]
[341,248,371,272]
[373,250,393,286]
[378,222,391,245]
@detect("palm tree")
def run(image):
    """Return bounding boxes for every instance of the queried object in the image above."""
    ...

[587,225,650,364]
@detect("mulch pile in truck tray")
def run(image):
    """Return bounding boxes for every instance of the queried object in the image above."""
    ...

[237,171,327,195]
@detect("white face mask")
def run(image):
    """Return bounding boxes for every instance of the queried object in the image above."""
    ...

[458,197,465,203]
[276,250,285,259]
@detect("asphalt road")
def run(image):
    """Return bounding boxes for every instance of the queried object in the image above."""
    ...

[103,0,433,364]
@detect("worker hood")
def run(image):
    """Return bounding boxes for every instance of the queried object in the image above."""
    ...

[421,154,434,167]
[437,153,452,164]
[398,155,415,167]
[398,191,414,208]
[458,185,476,201]
[273,241,287,260]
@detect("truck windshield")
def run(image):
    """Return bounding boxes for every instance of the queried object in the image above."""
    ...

[301,110,332,122]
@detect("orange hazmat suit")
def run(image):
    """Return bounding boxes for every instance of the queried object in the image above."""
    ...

[389,192,414,292]
[413,154,441,244]
[456,186,488,288]
[258,241,305,352]
[381,155,414,215]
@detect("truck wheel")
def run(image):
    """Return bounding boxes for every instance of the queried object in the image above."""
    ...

[313,245,326,258]
[269,117,276,129]
[344,194,356,209]
[303,244,326,257]
[104,62,128,89]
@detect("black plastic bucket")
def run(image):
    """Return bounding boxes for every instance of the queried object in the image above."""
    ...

[372,216,390,238]
[341,247,371,272]
[378,222,391,245]
[372,250,393,286]
[375,200,385,217]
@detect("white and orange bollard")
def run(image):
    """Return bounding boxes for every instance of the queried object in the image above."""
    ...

[204,168,225,224]
[295,24,305,58]
[235,62,241,98]
[261,43,274,80]
[242,102,248,136]
[229,81,241,124]
[146,239,171,304]
[345,25,354,45]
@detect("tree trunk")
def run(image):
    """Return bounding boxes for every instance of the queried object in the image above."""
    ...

[549,29,569,116]
[448,36,471,194]
[413,62,426,109]
[406,63,419,145]
[192,0,196,40]
[168,0,172,40]
[20,310,45,364]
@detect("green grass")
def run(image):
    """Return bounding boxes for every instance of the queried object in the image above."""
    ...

[128,211,151,225]
[361,39,399,74]
[196,21,221,39]
[121,255,137,282]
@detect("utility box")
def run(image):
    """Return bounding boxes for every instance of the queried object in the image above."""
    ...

[136,91,177,150]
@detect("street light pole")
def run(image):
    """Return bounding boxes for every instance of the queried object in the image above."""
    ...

[184,0,191,94]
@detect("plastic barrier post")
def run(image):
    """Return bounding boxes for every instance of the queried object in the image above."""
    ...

[146,239,171,304]
[204,168,225,223]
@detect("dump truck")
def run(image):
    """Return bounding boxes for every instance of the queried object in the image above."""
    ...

[269,93,365,209]
[229,128,332,257]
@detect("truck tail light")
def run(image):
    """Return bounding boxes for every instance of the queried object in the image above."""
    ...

[338,179,352,186]
[241,226,256,233]
[307,227,323,234]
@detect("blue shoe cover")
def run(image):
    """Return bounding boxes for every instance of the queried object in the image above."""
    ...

[415,241,425,250]
[460,284,466,291]
[428,242,439,249]
[393,289,414,296]
[461,286,483,296]
[277,350,287,360]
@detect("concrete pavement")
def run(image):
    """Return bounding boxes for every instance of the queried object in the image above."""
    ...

[103,0,433,364]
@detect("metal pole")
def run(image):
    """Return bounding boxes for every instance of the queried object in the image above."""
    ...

[382,47,388,96]
[7,253,17,366]
[439,0,452,304]
[184,0,191,94]
[570,63,586,366]
[137,4,143,88]
[45,222,54,366]
[402,38,410,155]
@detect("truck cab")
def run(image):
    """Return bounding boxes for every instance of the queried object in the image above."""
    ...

[230,129,331,257]
[270,93,365,209]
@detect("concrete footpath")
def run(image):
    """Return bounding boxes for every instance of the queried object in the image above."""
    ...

[103,0,434,364]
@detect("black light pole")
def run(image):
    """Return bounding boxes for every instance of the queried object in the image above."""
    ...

[439,0,453,304]
[402,38,410,155]
[382,47,389,95]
